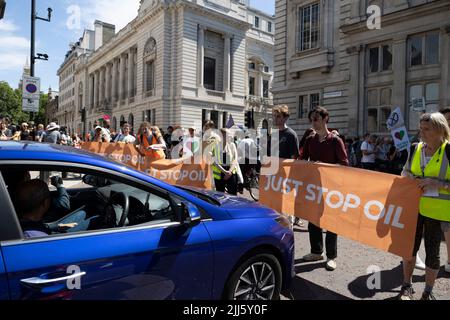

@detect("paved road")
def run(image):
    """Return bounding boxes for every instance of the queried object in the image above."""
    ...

[55,176,450,300]
[238,190,449,300]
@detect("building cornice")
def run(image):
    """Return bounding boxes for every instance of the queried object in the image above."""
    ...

[341,0,450,35]
[183,1,252,31]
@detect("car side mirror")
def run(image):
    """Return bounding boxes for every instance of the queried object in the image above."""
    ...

[180,201,201,226]
[82,174,99,187]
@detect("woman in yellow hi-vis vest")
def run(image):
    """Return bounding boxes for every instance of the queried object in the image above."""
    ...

[135,122,166,160]
[211,128,241,195]
[399,113,450,300]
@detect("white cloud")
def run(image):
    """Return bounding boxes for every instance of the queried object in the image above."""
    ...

[0,36,30,49]
[81,0,140,32]
[0,53,28,71]
[0,19,18,32]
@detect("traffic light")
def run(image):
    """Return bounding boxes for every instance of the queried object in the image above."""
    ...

[245,111,252,129]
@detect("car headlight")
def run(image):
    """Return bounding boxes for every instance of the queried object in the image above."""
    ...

[275,214,292,230]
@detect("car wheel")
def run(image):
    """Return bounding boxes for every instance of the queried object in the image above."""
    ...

[224,253,282,300]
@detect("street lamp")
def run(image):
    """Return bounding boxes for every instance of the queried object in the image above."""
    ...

[30,0,52,76]
[0,1,6,20]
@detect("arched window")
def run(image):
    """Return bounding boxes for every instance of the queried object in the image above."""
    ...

[128,113,134,131]
[78,82,84,112]
[112,116,117,132]
[143,37,157,95]
[144,37,157,57]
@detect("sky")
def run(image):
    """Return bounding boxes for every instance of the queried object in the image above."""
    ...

[0,0,275,92]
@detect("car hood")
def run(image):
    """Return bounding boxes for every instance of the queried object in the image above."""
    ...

[186,188,279,219]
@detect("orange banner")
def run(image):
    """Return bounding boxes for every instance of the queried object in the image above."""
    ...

[81,142,213,189]
[259,157,422,258]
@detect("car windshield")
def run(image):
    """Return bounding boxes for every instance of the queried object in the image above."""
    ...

[177,187,221,207]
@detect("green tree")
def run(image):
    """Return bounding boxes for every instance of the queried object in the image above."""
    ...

[0,81,30,124]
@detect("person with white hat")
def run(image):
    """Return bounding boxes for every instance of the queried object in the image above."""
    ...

[41,122,61,144]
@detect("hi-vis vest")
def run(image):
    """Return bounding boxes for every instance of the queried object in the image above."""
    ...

[407,141,450,222]
[211,142,237,180]
[138,134,165,160]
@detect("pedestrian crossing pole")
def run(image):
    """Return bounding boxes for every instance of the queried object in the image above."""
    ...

[30,0,52,121]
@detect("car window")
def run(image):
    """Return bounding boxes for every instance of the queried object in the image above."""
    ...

[1,167,177,240]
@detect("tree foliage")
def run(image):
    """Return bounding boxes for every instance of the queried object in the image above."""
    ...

[0,81,48,125]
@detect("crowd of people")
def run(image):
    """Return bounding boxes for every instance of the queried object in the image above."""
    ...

[0,116,82,148]
[1,107,449,300]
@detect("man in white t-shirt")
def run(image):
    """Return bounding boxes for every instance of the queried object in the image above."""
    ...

[114,123,136,144]
[360,133,377,171]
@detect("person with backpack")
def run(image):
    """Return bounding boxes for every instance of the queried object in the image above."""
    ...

[398,112,450,300]
[300,107,349,271]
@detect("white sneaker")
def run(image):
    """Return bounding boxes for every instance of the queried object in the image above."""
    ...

[302,253,325,262]
[445,263,450,273]
[415,255,426,271]
[326,259,337,271]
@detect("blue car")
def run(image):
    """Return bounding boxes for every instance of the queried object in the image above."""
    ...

[0,141,294,300]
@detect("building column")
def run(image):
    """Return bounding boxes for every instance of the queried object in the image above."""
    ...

[223,34,232,93]
[392,38,407,124]
[99,67,105,104]
[198,25,205,92]
[89,74,94,108]
[358,45,367,135]
[119,54,126,101]
[441,27,450,106]
[112,59,117,103]
[94,70,99,108]
[105,63,111,103]
[218,112,224,129]
[128,48,135,98]
[346,45,362,137]
[258,63,264,98]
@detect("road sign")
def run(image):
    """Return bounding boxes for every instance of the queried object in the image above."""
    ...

[22,75,40,100]
[411,97,425,112]
[22,98,40,113]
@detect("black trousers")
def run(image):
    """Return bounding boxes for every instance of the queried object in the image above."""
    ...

[308,222,338,259]
[412,214,442,270]
[361,162,376,171]
[215,173,238,195]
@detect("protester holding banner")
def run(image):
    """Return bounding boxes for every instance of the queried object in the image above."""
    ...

[399,112,450,300]
[211,128,240,195]
[271,105,301,226]
[300,107,349,271]
[135,122,166,160]
[272,105,300,160]
[439,107,450,274]
[92,126,111,143]
[114,123,136,144]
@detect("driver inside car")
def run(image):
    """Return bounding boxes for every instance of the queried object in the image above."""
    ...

[2,169,71,220]
[14,179,88,238]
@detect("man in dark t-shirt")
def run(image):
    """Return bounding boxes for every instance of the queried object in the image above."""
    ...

[300,107,349,272]
[272,105,300,227]
[272,105,299,160]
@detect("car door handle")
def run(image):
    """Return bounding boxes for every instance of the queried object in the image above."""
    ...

[21,271,86,286]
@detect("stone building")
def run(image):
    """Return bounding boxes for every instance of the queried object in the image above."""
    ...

[57,0,274,136]
[273,0,450,138]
